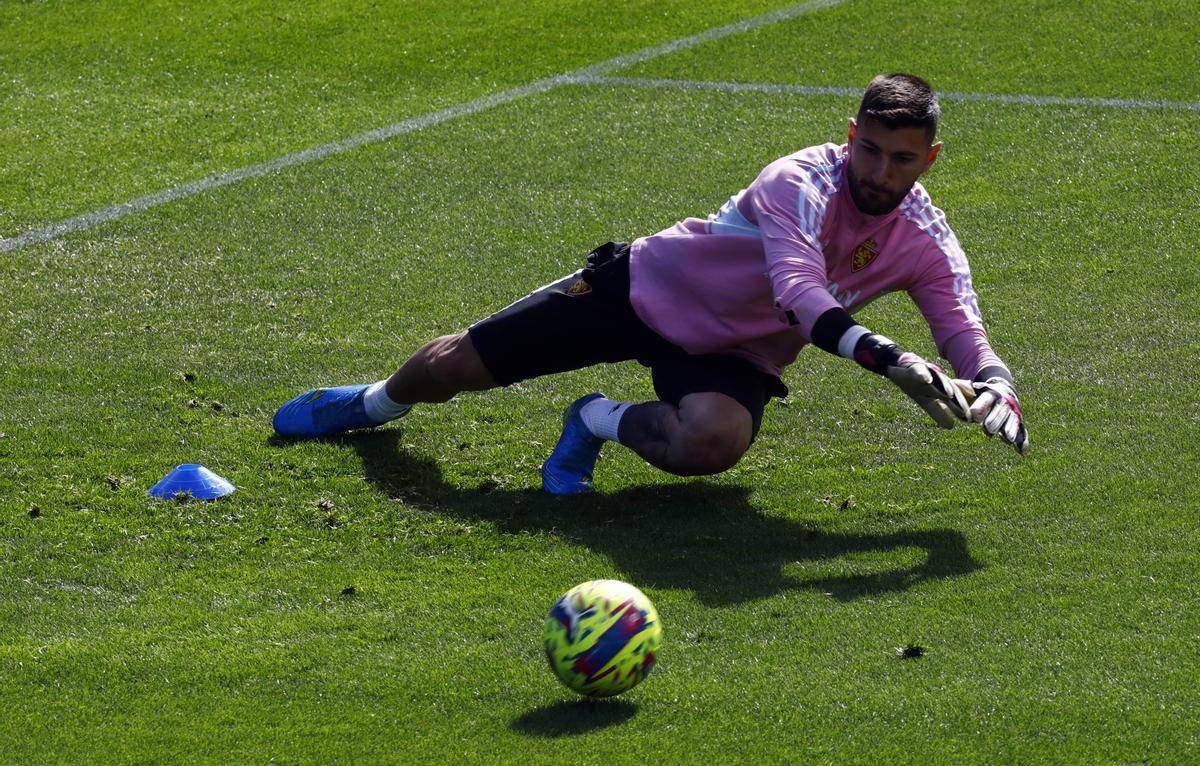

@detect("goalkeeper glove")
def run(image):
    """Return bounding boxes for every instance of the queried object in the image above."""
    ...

[852,334,970,429]
[965,377,1029,454]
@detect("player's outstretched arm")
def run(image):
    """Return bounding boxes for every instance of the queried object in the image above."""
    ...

[850,332,971,429]
[806,307,970,429]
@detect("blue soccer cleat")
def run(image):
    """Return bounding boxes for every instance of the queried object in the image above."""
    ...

[273,384,408,438]
[541,392,606,495]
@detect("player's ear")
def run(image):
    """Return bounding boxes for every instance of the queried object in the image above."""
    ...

[848,118,857,145]
[923,141,943,171]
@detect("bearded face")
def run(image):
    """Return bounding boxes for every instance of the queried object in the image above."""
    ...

[846,117,941,216]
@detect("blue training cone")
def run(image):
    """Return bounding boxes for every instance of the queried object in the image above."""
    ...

[148,464,235,500]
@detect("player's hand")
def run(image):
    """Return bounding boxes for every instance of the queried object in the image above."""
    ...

[964,377,1029,454]
[884,353,971,429]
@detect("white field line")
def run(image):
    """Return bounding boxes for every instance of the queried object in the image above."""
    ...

[578,75,1200,112]
[0,0,846,253]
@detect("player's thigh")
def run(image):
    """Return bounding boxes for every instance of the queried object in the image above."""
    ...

[650,353,785,441]
[466,253,670,385]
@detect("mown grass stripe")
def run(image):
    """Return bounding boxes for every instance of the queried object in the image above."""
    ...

[564,0,848,80]
[0,0,846,254]
[578,75,1200,112]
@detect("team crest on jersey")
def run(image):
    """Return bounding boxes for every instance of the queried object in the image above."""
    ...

[851,238,879,272]
[566,279,592,296]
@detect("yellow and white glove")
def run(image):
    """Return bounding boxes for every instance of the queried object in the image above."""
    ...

[851,333,971,429]
[885,353,972,429]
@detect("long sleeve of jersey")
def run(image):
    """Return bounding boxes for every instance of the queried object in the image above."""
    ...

[744,155,844,339]
[900,190,1010,381]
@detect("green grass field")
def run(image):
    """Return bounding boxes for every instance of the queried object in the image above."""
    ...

[2,1,1198,762]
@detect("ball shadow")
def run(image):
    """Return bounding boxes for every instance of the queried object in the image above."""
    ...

[510,698,639,738]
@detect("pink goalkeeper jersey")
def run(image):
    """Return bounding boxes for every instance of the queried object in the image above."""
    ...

[628,142,1007,379]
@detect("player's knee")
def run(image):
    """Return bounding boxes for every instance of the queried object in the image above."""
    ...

[425,333,494,391]
[669,420,750,476]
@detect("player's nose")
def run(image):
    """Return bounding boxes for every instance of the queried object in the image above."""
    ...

[863,157,889,187]
[874,157,895,185]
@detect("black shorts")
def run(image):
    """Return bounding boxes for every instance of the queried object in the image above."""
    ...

[467,242,788,437]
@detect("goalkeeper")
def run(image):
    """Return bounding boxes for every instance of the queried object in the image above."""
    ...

[274,73,1029,495]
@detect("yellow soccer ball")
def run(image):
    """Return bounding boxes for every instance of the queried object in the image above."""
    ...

[543,579,662,697]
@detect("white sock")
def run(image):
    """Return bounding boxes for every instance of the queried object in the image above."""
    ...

[580,397,633,443]
[363,380,412,424]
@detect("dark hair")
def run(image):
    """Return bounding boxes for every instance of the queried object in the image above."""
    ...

[857,73,940,141]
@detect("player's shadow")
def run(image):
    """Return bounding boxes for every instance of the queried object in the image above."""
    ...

[347,430,982,606]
